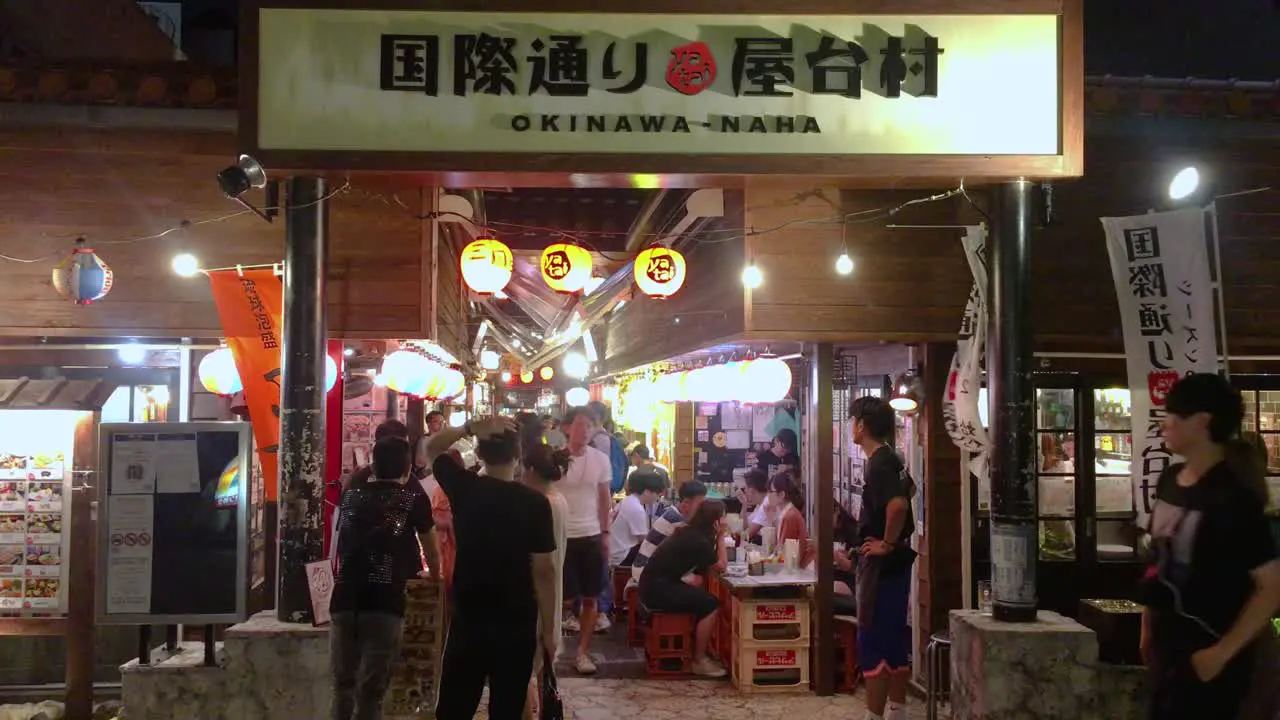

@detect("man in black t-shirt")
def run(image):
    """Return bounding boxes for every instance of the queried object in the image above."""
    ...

[849,396,916,720]
[425,417,559,720]
[330,436,439,720]
[342,420,432,579]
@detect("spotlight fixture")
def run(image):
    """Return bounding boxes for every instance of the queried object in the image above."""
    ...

[216,154,279,223]
[1167,166,1200,201]
[889,371,924,413]
[171,253,200,278]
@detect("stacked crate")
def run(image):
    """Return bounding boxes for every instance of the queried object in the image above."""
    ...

[385,579,446,719]
[729,598,811,693]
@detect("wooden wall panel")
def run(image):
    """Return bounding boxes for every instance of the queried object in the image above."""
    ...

[434,227,467,358]
[744,181,969,343]
[0,128,425,338]
[602,191,746,373]
[1031,136,1280,355]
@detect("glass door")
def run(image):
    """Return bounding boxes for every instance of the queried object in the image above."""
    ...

[1036,386,1078,563]
[1090,388,1139,563]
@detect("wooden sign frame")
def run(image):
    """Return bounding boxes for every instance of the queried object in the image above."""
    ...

[239,0,1082,186]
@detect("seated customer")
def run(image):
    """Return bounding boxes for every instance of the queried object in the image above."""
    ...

[631,480,707,582]
[738,469,773,542]
[638,499,729,678]
[610,471,663,568]
[770,470,814,568]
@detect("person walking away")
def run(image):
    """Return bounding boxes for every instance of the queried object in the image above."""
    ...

[428,418,559,720]
[1138,373,1280,720]
[330,436,441,720]
[849,396,917,720]
[520,444,572,720]
[557,406,613,673]
[638,499,729,677]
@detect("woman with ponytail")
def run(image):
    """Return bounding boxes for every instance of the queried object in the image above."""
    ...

[1139,373,1280,719]
[522,443,571,720]
[769,470,814,568]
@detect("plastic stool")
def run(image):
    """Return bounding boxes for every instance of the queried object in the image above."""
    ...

[625,586,644,648]
[835,616,860,692]
[644,611,695,676]
[611,566,631,621]
[926,631,951,720]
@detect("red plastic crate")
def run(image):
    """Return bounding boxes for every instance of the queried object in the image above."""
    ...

[644,612,694,676]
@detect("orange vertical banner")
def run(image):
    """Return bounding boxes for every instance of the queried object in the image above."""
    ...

[208,269,284,502]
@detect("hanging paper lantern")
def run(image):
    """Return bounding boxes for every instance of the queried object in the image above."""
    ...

[633,246,687,299]
[460,238,514,295]
[198,348,243,396]
[566,387,590,406]
[51,239,113,305]
[382,350,431,396]
[520,369,534,384]
[539,243,592,294]
[742,356,793,404]
[540,366,554,381]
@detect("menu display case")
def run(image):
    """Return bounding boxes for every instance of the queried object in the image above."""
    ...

[0,409,89,616]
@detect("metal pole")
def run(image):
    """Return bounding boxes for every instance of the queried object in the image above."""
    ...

[808,342,836,695]
[987,178,1039,623]
[277,176,329,623]
[1208,203,1231,378]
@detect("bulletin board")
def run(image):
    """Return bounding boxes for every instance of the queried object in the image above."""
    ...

[693,403,799,487]
[96,422,252,625]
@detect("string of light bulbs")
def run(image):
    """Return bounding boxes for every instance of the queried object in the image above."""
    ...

[0,180,973,286]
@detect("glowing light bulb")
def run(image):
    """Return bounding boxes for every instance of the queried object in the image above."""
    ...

[741,264,763,289]
[835,253,854,275]
[171,253,200,278]
[1168,167,1200,201]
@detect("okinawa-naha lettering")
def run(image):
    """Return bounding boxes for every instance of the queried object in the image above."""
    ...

[378,31,944,134]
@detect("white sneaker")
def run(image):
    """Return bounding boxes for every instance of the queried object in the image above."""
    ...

[574,654,598,675]
[563,614,580,633]
[594,614,612,633]
[691,657,727,678]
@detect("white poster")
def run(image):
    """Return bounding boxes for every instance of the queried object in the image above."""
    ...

[944,226,992,497]
[106,495,155,614]
[305,560,334,627]
[154,433,201,494]
[110,434,157,494]
[1102,208,1218,528]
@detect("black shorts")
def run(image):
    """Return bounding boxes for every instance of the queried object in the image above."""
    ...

[563,535,606,600]
[640,579,720,621]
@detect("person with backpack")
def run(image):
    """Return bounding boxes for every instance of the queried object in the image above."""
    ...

[849,396,917,720]
[1138,373,1280,720]
[580,402,628,633]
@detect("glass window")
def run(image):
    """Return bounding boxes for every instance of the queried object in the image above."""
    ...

[1259,391,1280,432]
[1243,390,1259,434]
[1036,389,1074,430]
[1039,520,1075,561]
[1093,388,1131,432]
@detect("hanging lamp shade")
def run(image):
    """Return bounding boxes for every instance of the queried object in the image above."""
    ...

[520,369,534,384]
[742,356,793,404]
[633,246,687,299]
[540,366,554,381]
[51,239,113,305]
[198,348,243,396]
[324,355,339,393]
[460,238,514,295]
[539,243,592,294]
[889,371,924,413]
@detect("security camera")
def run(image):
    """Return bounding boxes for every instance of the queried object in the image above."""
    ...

[216,154,268,199]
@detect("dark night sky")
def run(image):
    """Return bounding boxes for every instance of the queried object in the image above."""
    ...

[1084,0,1280,80]
[184,0,1280,80]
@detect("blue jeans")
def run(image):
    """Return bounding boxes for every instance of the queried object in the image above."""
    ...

[330,611,403,720]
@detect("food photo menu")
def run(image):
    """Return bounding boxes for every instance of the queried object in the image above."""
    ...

[0,452,69,613]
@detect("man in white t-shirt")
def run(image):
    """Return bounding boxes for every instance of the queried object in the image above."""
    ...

[740,469,774,540]
[609,471,662,567]
[558,406,613,675]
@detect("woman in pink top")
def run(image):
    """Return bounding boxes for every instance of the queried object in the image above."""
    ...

[769,470,813,568]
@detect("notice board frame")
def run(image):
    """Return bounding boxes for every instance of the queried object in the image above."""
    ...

[94,421,252,626]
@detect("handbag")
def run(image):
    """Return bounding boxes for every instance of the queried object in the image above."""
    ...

[539,649,565,720]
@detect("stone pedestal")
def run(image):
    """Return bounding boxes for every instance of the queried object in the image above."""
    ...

[950,610,1099,720]
[121,612,331,720]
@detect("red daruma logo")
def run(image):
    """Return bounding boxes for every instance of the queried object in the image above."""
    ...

[1149,370,1180,407]
[666,41,717,95]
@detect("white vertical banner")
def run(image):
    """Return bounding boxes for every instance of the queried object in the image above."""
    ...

[944,226,992,491]
[1101,208,1218,528]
